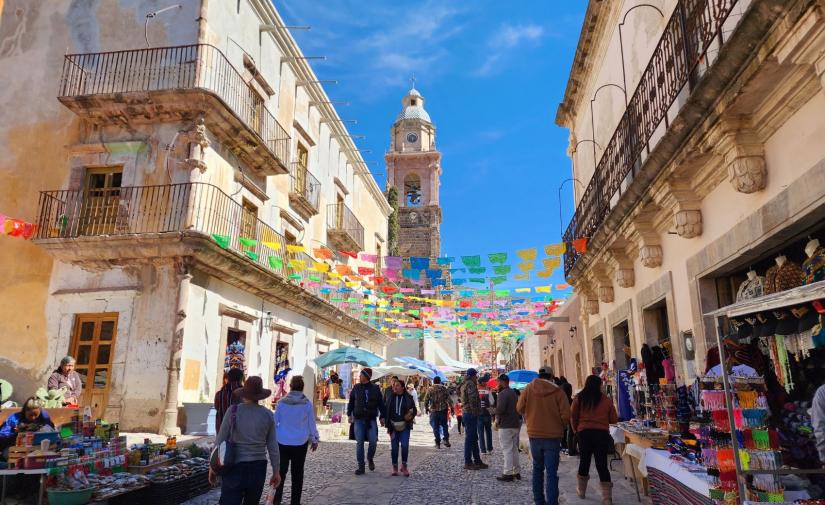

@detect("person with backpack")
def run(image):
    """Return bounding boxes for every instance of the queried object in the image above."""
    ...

[347,368,386,475]
[386,379,418,476]
[571,375,618,505]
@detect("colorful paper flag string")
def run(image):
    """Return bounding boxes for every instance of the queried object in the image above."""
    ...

[211,234,230,249]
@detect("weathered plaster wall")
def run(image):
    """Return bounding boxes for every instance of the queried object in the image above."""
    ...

[0,0,197,404]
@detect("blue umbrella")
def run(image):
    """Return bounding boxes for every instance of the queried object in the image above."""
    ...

[507,369,539,384]
[314,346,384,368]
[394,356,447,382]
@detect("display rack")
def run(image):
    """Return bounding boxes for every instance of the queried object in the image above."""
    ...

[705,280,825,504]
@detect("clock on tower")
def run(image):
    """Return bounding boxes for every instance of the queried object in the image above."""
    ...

[385,86,442,259]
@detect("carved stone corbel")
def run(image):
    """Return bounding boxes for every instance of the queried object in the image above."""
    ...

[665,179,703,238]
[578,280,600,315]
[708,118,767,194]
[183,117,211,173]
[608,242,635,288]
[630,210,663,268]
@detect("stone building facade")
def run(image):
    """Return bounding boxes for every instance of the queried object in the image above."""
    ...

[555,0,825,381]
[0,0,391,433]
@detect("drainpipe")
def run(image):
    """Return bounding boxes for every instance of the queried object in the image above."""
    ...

[161,257,192,436]
[197,0,209,44]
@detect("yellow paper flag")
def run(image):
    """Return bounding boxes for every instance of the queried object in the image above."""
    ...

[536,285,552,293]
[328,272,341,279]
[513,273,530,281]
[543,257,561,269]
[345,281,360,288]
[286,244,305,254]
[313,262,330,272]
[517,248,537,261]
[544,243,566,256]
[515,287,532,293]
[537,269,554,278]
[517,261,535,272]
[288,259,305,271]
[262,241,282,251]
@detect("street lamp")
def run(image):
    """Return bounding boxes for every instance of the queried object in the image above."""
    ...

[558,177,586,237]
[590,83,626,172]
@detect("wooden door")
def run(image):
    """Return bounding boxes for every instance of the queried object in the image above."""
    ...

[70,314,118,419]
[81,167,122,235]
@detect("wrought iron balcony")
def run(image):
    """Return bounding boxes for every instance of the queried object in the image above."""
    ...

[58,44,290,176]
[326,203,365,252]
[562,0,742,277]
[32,183,383,339]
[288,163,321,218]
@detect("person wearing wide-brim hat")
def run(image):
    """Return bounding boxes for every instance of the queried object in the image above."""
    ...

[209,376,282,504]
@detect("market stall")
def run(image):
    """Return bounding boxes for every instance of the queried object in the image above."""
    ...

[0,409,212,505]
[704,280,825,504]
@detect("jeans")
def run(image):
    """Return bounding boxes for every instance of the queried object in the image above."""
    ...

[353,418,378,467]
[457,415,463,433]
[499,427,521,475]
[529,438,562,505]
[430,410,449,444]
[478,414,493,452]
[219,460,267,505]
[274,443,308,505]
[577,429,612,482]
[463,413,482,465]
[390,428,411,465]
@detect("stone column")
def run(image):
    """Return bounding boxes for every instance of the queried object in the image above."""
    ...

[160,257,192,436]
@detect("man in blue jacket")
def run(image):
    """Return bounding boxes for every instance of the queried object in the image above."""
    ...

[347,367,386,475]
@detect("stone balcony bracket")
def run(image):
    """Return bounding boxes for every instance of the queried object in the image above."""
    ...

[607,242,636,289]
[708,119,768,194]
[662,180,703,238]
[615,267,635,288]
[629,211,663,269]
[639,244,664,268]
[585,297,600,316]
[597,284,615,304]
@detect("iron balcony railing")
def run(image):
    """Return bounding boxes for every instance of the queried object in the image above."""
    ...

[289,162,321,213]
[33,182,352,310]
[326,203,365,251]
[59,44,290,169]
[562,0,741,276]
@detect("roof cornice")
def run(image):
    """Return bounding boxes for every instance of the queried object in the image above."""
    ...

[249,0,392,217]
[555,0,611,128]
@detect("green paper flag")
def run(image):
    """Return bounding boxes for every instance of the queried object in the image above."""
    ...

[477,289,490,295]
[211,234,230,249]
[461,255,481,267]
[288,273,302,280]
[490,276,507,285]
[468,267,486,274]
[309,274,321,282]
[268,256,284,270]
[469,278,485,284]
[408,309,420,316]
[493,265,511,275]
[347,297,359,303]
[495,289,510,296]
[488,252,507,264]
[238,237,257,248]
[244,251,259,262]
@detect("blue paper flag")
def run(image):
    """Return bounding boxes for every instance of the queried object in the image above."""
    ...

[410,257,430,270]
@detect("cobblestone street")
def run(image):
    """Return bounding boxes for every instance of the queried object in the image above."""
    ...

[184,423,643,505]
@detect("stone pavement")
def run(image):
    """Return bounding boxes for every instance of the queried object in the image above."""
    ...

[183,421,648,505]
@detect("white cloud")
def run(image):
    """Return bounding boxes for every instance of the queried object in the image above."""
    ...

[279,0,466,99]
[475,23,545,76]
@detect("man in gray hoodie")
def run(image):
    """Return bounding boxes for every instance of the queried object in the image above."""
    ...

[495,373,522,482]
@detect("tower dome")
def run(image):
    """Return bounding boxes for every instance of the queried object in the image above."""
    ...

[396,87,431,123]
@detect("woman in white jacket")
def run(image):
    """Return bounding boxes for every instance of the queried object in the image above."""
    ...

[273,376,319,505]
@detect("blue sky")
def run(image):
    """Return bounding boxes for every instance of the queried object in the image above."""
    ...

[278,1,586,293]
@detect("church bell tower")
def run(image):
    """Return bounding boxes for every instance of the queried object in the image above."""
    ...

[385,86,442,258]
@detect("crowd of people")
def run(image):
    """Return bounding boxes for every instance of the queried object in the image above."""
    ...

[206,362,619,505]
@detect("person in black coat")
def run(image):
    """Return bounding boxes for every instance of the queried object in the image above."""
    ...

[386,380,418,476]
[347,368,386,474]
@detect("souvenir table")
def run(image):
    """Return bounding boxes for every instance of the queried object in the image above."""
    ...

[0,468,48,505]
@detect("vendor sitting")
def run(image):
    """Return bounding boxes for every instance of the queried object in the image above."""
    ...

[47,355,82,405]
[0,397,55,454]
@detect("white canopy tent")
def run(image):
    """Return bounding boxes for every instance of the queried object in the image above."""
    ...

[434,345,478,370]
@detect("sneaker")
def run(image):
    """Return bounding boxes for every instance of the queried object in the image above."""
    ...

[368,458,375,471]
[464,463,481,470]
[476,462,489,469]
[435,441,441,449]
[496,474,515,482]
[400,464,410,477]
[355,466,366,475]
[391,465,399,476]
[444,441,451,448]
